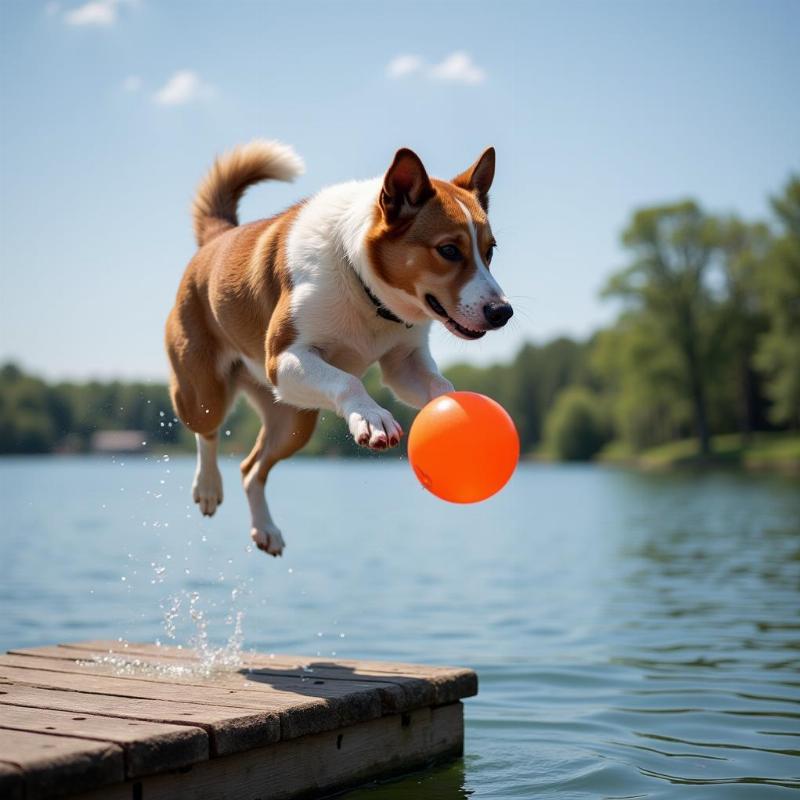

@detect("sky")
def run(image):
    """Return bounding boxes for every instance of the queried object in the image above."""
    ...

[1,0,798,380]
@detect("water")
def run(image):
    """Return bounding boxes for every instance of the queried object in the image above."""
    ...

[1,455,799,799]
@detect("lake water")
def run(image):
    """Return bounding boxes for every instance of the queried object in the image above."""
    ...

[1,455,799,798]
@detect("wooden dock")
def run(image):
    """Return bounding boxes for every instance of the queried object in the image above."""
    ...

[0,641,477,800]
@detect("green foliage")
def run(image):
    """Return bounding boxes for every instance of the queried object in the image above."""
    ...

[603,201,719,455]
[755,177,800,427]
[591,315,692,450]
[711,216,772,436]
[0,364,56,452]
[0,365,186,453]
[600,431,800,472]
[543,387,608,461]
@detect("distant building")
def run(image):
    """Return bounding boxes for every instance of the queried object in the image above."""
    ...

[90,430,146,453]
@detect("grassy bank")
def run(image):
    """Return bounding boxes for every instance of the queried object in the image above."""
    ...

[598,431,800,473]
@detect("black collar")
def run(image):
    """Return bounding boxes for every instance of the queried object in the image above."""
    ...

[358,276,413,328]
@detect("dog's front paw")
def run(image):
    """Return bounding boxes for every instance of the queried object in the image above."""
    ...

[346,406,403,450]
[192,466,223,517]
[251,526,285,557]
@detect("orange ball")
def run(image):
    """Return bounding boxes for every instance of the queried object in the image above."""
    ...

[408,391,519,503]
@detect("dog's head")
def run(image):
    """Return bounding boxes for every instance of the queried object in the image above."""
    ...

[365,148,512,339]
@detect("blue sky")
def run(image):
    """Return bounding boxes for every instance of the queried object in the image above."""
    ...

[1,0,798,380]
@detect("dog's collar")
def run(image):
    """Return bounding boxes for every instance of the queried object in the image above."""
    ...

[358,276,413,328]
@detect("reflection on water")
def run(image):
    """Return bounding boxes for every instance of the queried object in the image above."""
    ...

[2,457,799,798]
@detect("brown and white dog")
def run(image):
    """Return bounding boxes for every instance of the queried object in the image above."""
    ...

[165,141,512,556]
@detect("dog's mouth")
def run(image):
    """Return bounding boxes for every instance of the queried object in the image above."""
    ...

[425,294,486,340]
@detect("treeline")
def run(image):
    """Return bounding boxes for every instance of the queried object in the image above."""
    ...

[1,176,797,461]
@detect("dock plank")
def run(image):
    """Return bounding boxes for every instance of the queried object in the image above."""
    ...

[6,645,435,712]
[1,650,401,701]
[0,683,278,755]
[13,641,478,707]
[0,704,209,778]
[59,639,477,680]
[0,728,122,799]
[0,646,440,714]
[0,658,386,740]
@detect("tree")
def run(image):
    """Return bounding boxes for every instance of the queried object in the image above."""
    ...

[713,217,772,438]
[590,316,692,451]
[508,338,589,451]
[0,364,56,453]
[604,202,718,456]
[543,386,607,461]
[756,177,800,428]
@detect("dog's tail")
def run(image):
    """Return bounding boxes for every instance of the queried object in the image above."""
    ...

[192,140,305,247]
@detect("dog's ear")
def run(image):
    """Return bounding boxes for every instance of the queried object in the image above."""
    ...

[452,147,495,211]
[380,148,435,224]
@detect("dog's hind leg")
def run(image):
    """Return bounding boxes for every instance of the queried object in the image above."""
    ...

[239,380,318,556]
[192,432,224,517]
[166,305,235,518]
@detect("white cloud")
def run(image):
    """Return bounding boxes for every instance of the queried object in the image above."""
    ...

[122,75,142,92]
[153,70,215,107]
[62,0,137,27]
[386,51,487,86]
[429,52,486,85]
[386,54,423,79]
[64,0,118,26]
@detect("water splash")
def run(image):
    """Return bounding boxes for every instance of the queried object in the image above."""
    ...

[82,589,246,679]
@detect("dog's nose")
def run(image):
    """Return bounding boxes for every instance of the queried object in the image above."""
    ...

[483,301,514,329]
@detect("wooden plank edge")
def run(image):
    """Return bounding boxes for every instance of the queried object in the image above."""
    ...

[71,702,465,800]
[0,705,210,779]
[0,729,123,800]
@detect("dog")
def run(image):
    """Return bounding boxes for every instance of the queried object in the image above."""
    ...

[165,141,512,556]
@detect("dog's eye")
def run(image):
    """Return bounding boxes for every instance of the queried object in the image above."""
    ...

[436,244,463,262]
[485,244,496,264]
